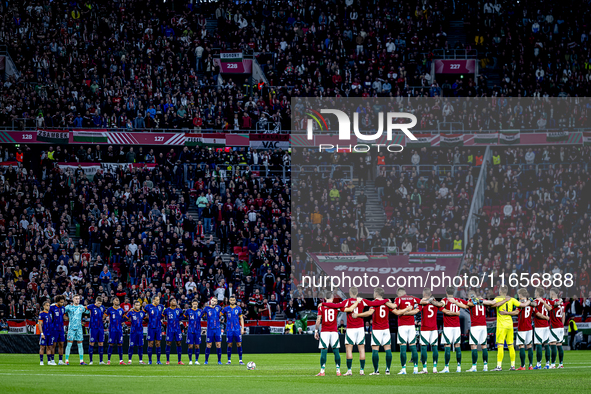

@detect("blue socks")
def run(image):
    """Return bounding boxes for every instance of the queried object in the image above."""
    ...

[188,348,193,362]
[205,347,210,362]
[177,346,182,363]
[157,347,161,362]
[227,346,232,362]
[166,345,171,362]
[89,345,94,362]
[98,346,103,363]
[217,347,222,363]
[148,347,153,363]
[238,346,243,361]
[128,346,143,362]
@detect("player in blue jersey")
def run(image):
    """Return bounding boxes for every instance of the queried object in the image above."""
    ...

[64,295,89,365]
[49,295,66,365]
[184,299,204,365]
[38,301,54,365]
[106,297,125,365]
[203,297,223,365]
[125,300,147,364]
[164,298,184,365]
[223,295,245,365]
[145,296,165,365]
[87,297,106,365]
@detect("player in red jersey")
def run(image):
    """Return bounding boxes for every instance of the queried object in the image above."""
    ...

[431,287,468,373]
[418,288,441,374]
[352,288,411,376]
[314,291,362,376]
[465,290,511,372]
[533,287,553,369]
[393,287,421,375]
[548,288,565,368]
[323,286,368,376]
[511,288,536,370]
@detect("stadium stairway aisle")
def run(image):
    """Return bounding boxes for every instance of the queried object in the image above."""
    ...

[447,20,467,49]
[357,179,386,237]
[205,19,218,36]
[178,191,232,266]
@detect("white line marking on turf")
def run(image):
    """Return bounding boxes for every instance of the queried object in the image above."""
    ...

[0,366,590,379]
[0,373,271,378]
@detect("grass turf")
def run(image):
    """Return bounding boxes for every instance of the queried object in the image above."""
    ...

[0,351,588,393]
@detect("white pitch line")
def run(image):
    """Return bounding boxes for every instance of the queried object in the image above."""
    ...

[0,366,590,379]
[0,373,271,378]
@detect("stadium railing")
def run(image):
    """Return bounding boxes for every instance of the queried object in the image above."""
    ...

[378,164,471,178]
[292,165,354,180]
[5,123,591,135]
[290,128,591,135]
[463,146,492,253]
[182,164,290,183]
[0,121,290,134]
[431,48,479,59]
[369,246,403,255]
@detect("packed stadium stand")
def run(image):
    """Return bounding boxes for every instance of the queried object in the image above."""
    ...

[0,145,292,325]
[0,0,590,344]
[462,145,591,299]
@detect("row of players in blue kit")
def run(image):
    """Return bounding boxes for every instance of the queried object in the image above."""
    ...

[37,294,244,366]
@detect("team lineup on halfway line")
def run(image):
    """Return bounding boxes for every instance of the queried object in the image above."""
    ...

[315,286,566,376]
[37,294,245,366]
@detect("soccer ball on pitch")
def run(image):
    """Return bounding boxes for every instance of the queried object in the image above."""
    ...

[246,361,256,370]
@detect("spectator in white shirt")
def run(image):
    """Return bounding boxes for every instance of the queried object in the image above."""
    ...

[386,39,396,53]
[185,278,197,293]
[411,151,420,165]
[525,148,536,164]
[503,202,513,218]
[128,239,138,257]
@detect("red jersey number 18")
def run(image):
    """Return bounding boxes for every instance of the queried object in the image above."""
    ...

[324,308,335,322]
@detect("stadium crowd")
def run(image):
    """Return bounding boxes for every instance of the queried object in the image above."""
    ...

[3,0,591,133]
[0,144,294,326]
[466,1,591,98]
[461,145,591,300]
[293,146,480,275]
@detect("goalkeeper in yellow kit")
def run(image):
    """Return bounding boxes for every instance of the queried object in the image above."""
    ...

[492,286,532,371]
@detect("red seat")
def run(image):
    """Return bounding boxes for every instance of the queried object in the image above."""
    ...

[238,252,248,261]
[233,246,243,255]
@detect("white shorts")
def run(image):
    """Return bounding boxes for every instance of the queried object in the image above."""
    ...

[371,329,392,347]
[319,332,340,349]
[419,330,439,346]
[469,326,487,346]
[345,327,365,345]
[442,326,461,346]
[534,327,550,345]
[397,325,417,345]
[550,328,564,343]
[516,330,533,346]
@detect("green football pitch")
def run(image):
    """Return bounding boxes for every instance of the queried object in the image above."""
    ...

[0,352,588,393]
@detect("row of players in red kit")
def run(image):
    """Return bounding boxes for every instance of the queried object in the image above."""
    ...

[314,286,566,376]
